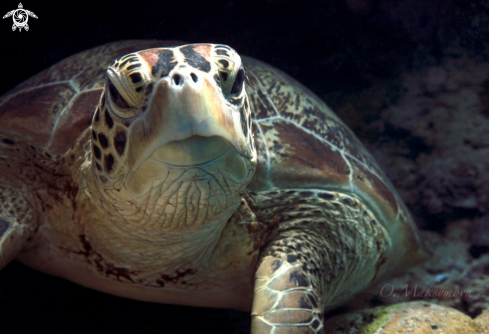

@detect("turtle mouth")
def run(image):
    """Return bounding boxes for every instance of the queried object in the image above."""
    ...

[151,135,231,166]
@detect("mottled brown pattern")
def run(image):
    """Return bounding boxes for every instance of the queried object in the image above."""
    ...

[250,189,392,333]
[0,83,75,150]
[159,268,197,285]
[242,56,412,236]
[243,57,383,174]
[256,120,351,190]
[245,70,279,119]
[78,235,138,283]
[49,89,101,155]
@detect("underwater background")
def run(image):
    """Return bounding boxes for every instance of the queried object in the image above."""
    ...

[1,0,489,332]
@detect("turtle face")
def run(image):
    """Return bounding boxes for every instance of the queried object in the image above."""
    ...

[89,44,256,230]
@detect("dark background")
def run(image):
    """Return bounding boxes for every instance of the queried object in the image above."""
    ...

[0,0,487,333]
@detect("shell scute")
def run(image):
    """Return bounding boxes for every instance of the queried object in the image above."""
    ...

[0,83,76,150]
[48,89,102,155]
[256,120,351,190]
[243,56,429,271]
[245,58,384,177]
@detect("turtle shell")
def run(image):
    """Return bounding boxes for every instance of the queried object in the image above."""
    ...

[244,57,428,275]
[0,40,428,275]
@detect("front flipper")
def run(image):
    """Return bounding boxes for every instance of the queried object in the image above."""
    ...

[247,189,402,334]
[0,187,35,269]
[252,255,324,333]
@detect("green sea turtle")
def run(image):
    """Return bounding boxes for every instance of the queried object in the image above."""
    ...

[0,40,428,333]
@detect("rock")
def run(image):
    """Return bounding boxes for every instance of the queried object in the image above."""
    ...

[469,215,489,257]
[324,301,487,334]
[367,57,489,218]
[475,309,489,330]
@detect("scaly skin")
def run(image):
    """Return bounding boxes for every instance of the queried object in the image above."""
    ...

[0,41,429,333]
[248,189,390,333]
[0,132,261,310]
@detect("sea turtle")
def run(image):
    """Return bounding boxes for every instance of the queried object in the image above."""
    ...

[0,40,428,333]
[2,2,38,32]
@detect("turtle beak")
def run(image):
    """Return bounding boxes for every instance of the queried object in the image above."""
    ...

[127,66,247,170]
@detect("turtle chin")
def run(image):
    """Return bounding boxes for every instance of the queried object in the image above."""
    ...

[124,137,253,198]
[99,137,257,231]
[151,136,230,166]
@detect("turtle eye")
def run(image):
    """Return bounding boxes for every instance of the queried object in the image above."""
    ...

[231,67,245,94]
[107,79,130,109]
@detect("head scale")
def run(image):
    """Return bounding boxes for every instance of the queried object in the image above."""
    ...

[86,44,256,231]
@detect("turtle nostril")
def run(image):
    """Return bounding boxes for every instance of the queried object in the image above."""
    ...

[172,74,183,86]
[190,73,198,83]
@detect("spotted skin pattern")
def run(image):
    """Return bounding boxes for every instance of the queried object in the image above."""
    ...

[0,41,429,334]
[247,189,390,334]
[89,44,254,191]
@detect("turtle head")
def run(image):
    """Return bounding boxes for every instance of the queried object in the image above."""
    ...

[88,44,256,230]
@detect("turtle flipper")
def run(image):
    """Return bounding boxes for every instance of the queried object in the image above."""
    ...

[252,256,324,333]
[0,187,35,269]
[248,189,398,333]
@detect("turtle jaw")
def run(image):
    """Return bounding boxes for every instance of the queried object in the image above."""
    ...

[151,135,231,167]
[126,68,252,173]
